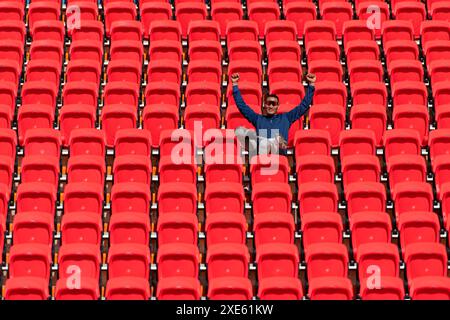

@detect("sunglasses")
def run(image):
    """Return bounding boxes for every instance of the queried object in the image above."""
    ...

[265,101,278,106]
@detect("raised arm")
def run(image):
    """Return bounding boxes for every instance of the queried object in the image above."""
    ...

[231,73,260,126]
[285,73,316,123]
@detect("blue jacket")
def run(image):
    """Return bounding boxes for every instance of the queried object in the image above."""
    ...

[232,84,315,142]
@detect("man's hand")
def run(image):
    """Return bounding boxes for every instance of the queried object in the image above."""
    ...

[231,73,240,86]
[305,73,316,86]
[276,135,288,150]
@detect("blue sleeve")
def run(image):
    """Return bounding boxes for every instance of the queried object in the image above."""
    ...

[285,85,315,123]
[232,85,260,126]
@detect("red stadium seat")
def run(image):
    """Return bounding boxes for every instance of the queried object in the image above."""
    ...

[17,104,54,145]
[69,40,103,65]
[205,212,246,246]
[388,60,423,84]
[58,244,101,280]
[301,212,343,248]
[149,20,181,43]
[4,277,49,300]
[342,155,381,187]
[433,155,450,196]
[9,244,51,280]
[258,277,303,300]
[357,1,389,38]
[157,277,201,300]
[0,156,13,190]
[252,182,292,215]
[250,154,289,185]
[345,182,386,219]
[393,2,426,38]
[188,40,222,62]
[0,183,8,222]
[392,81,427,108]
[113,155,151,185]
[306,40,340,64]
[184,107,221,145]
[350,104,386,147]
[71,21,103,42]
[405,243,448,281]
[226,20,259,47]
[350,211,392,254]
[63,81,98,107]
[384,40,419,67]
[248,2,280,38]
[304,20,336,48]
[342,20,374,49]
[211,2,243,38]
[309,104,346,146]
[188,20,220,43]
[111,182,150,214]
[26,59,60,89]
[108,244,150,279]
[61,211,102,246]
[145,81,180,106]
[392,105,429,145]
[21,155,59,189]
[204,162,242,185]
[0,2,24,21]
[312,82,347,109]
[296,155,335,184]
[205,182,244,214]
[64,182,103,216]
[0,59,21,86]
[141,2,172,39]
[60,104,96,145]
[69,128,105,157]
[351,82,387,107]
[0,40,23,69]
[308,277,353,300]
[31,20,64,43]
[429,60,450,88]
[320,2,353,38]
[283,2,316,39]
[147,60,181,85]
[158,182,197,215]
[109,212,150,246]
[409,276,450,300]
[158,129,194,159]
[0,20,25,43]
[387,155,427,190]
[66,1,98,22]
[356,243,400,281]
[108,60,142,86]
[21,81,57,108]
[12,211,53,247]
[207,243,249,279]
[106,277,150,300]
[187,60,222,84]
[142,105,179,148]
[253,212,294,247]
[265,20,297,45]
[398,211,440,251]
[28,1,60,31]
[421,20,450,51]
[101,104,137,147]
[429,129,450,165]
[185,81,221,107]
[157,243,199,279]
[158,156,196,184]
[55,278,100,300]
[382,19,414,46]
[383,129,421,163]
[66,59,101,86]
[30,39,63,66]
[114,129,151,157]
[430,1,450,22]
[157,212,198,245]
[308,60,342,83]
[392,182,433,218]
[23,128,60,158]
[104,82,139,107]
[360,276,405,300]
[110,40,143,65]
[208,277,253,300]
[228,40,262,61]
[268,60,302,84]
[349,60,383,83]
[345,40,379,65]
[293,129,331,158]
[110,20,142,42]
[228,60,262,85]
[298,182,338,216]
[305,243,349,280]
[175,2,207,38]
[339,129,376,161]
[104,2,136,36]
[257,243,299,279]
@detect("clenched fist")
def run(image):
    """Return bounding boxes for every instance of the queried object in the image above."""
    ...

[231,73,240,86]
[305,73,316,85]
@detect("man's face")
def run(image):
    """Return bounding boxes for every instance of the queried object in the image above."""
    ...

[262,96,279,116]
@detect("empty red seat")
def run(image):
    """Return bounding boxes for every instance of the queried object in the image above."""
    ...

[0,155,13,190]
[258,277,303,300]
[30,40,63,66]
[112,155,151,185]
[0,20,25,44]
[114,129,151,157]
[157,277,201,300]
[104,82,139,108]
[61,211,102,246]
[111,182,150,214]
[339,129,376,161]
[204,182,244,214]
[58,243,100,280]
[382,20,414,49]
[350,211,391,254]
[66,60,101,87]
[350,104,386,147]
[342,20,374,49]
[421,20,450,51]
[0,183,8,223]
[312,82,347,109]
[393,104,429,145]
[393,2,426,38]
[149,40,183,63]
[63,81,98,108]
[387,155,427,190]
[176,2,207,38]
[26,59,60,89]
[0,59,20,87]
[436,104,450,129]
[4,277,49,300]
[360,276,405,300]
[433,155,450,196]
[392,182,434,219]
[389,60,423,85]
[303,20,336,48]
[250,154,289,185]
[110,40,143,66]
[305,243,349,280]
[384,40,419,67]
[431,1,450,21]
[101,104,136,147]
[64,182,103,216]
[69,128,105,157]
[392,81,428,109]
[69,40,103,65]
[17,104,54,145]
[109,211,150,246]
[265,60,300,86]
[59,104,96,145]
[31,20,64,43]
[185,81,221,107]
[309,104,346,146]
[141,2,172,39]
[187,20,220,43]
[187,60,221,84]
[296,155,335,184]
[226,19,259,47]
[158,130,193,157]
[207,243,249,280]
[157,243,199,279]
[55,277,100,300]
[433,82,450,111]
[158,182,197,215]
[409,276,450,300]
[356,243,400,281]
[0,40,23,67]
[71,20,103,42]
[145,81,180,106]
[351,82,387,107]
[0,2,24,21]
[147,60,181,86]
[21,81,57,109]
[9,243,51,280]
[12,211,53,247]
[301,212,343,248]
[429,129,450,165]
[308,60,342,83]
[108,244,150,279]
[110,20,142,42]
[248,2,280,38]
[188,40,222,63]
[211,2,243,38]
[342,155,381,187]
[383,129,421,162]
[108,60,142,86]
[28,1,60,31]
[298,182,338,216]
[265,20,297,45]
[398,211,440,252]
[405,243,448,280]
[104,2,136,36]
[228,40,262,62]
[21,155,59,190]
[308,276,353,300]
[16,182,55,215]
[306,40,340,64]
[294,129,331,158]
[208,276,253,300]
[157,212,198,246]
[105,277,150,300]
[185,107,221,146]
[66,1,98,23]
[256,243,299,279]
[345,40,379,65]
[23,128,59,159]
[349,60,383,85]
[345,182,386,219]
[203,163,241,185]
[252,182,292,215]
[158,155,196,184]
[357,1,389,38]
[142,105,179,148]
[253,212,294,247]
[320,2,353,38]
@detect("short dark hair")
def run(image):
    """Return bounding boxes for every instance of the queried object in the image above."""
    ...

[264,93,279,105]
